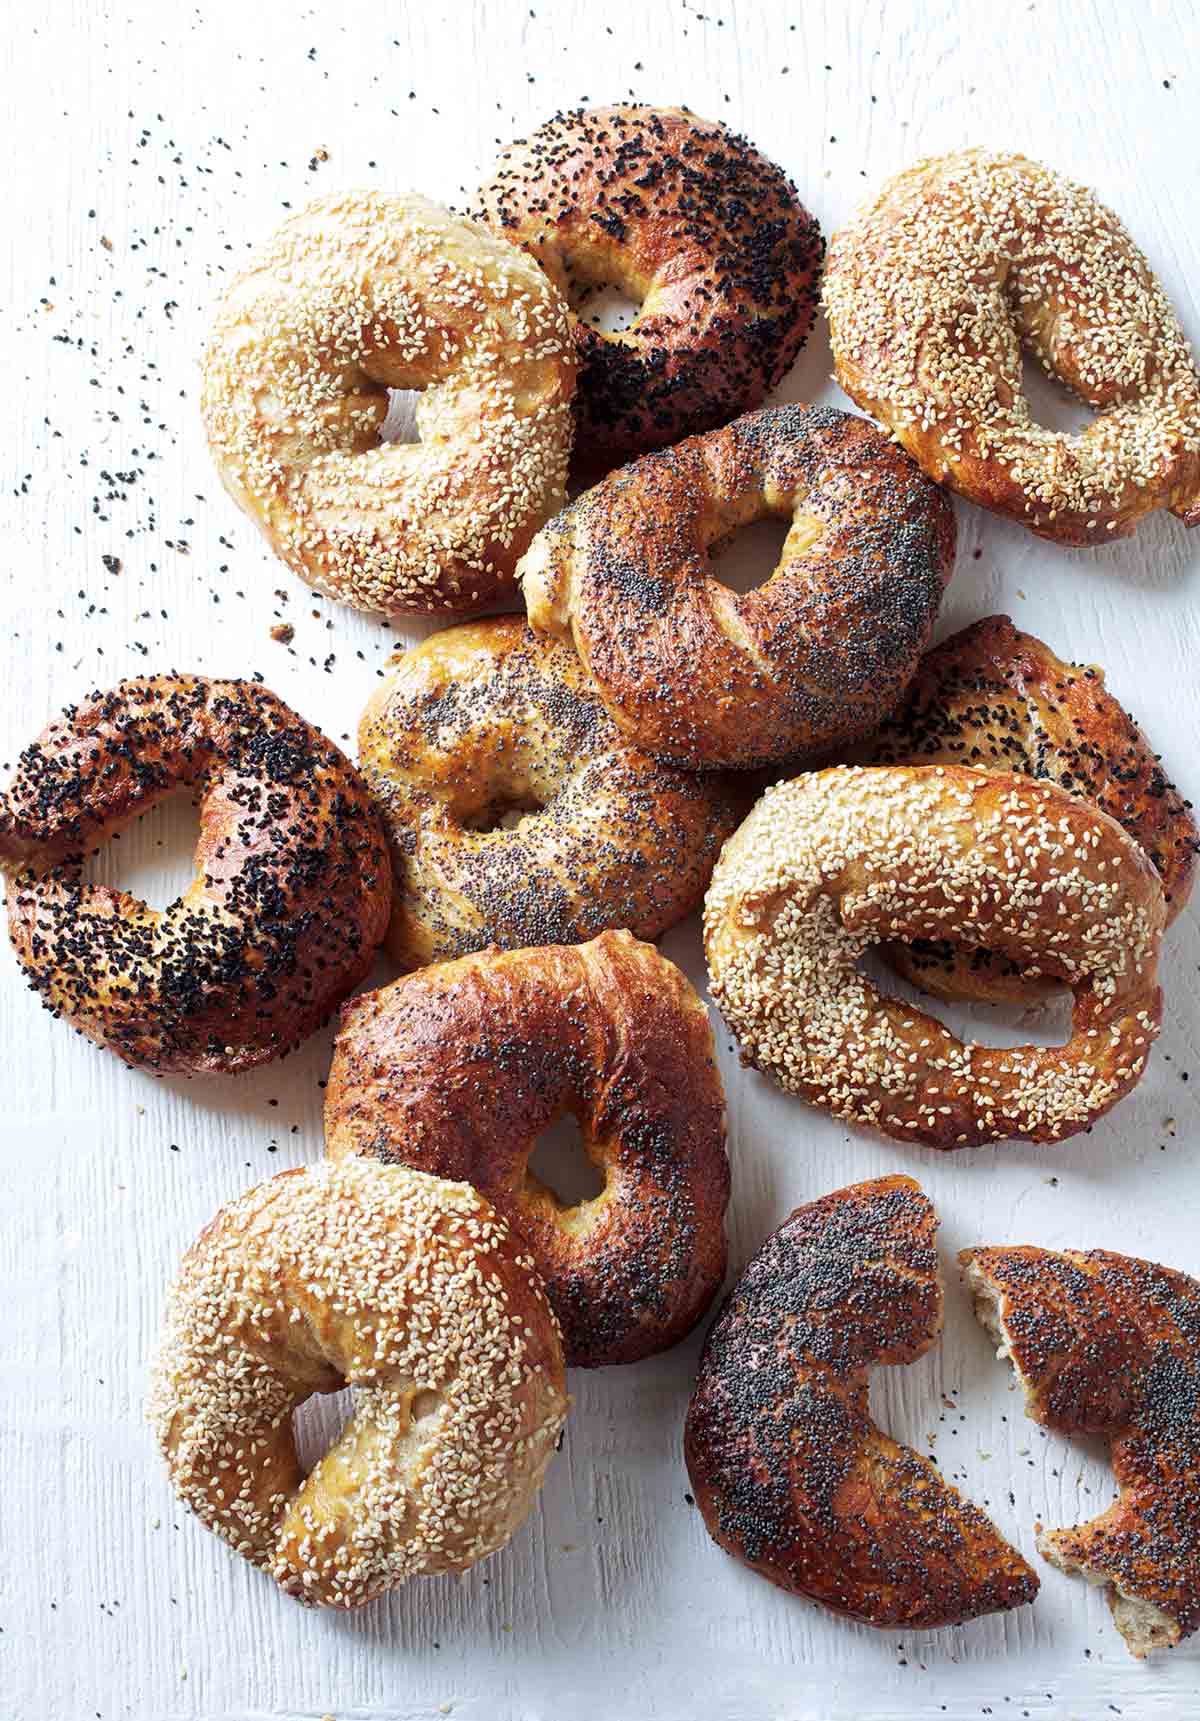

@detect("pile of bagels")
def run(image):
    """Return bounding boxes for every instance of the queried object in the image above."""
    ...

[4,107,1200,1653]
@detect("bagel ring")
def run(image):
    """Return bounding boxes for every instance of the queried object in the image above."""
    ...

[357,616,742,970]
[824,150,1200,544]
[324,930,729,1369]
[685,1176,1039,1628]
[149,1155,567,1607]
[519,405,956,770]
[202,190,576,614]
[863,615,1199,1004]
[0,676,390,1074]
[703,765,1165,1148]
[474,105,824,469]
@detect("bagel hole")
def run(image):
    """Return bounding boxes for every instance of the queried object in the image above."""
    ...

[459,792,544,834]
[525,1111,606,1209]
[379,387,422,445]
[857,945,1072,1049]
[1019,351,1095,436]
[573,281,641,335]
[292,1384,353,1476]
[81,790,202,911]
[708,517,793,595]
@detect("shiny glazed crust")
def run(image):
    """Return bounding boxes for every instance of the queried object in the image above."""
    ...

[962,1244,1200,1656]
[0,676,391,1073]
[149,1157,567,1607]
[474,105,824,469]
[202,190,576,615]
[684,1176,1039,1627]
[824,150,1200,544]
[519,405,956,770]
[862,615,1198,1003]
[324,930,729,1369]
[703,765,1165,1148]
[357,616,741,970]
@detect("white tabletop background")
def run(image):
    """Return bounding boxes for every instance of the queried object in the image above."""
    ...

[2,1,1198,1717]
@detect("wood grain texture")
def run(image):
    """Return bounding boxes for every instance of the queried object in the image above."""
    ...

[0,1,1197,1716]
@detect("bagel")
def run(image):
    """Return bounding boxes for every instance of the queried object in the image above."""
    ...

[862,615,1198,1004]
[202,190,576,615]
[703,765,1165,1148]
[358,617,741,970]
[149,1156,567,1607]
[0,676,390,1074]
[824,150,1200,544]
[684,1175,1039,1628]
[474,105,824,469]
[519,405,956,770]
[963,1243,1200,1657]
[324,930,728,1369]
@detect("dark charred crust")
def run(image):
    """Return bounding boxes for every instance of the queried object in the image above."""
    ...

[324,929,730,1369]
[474,106,824,469]
[685,1177,1039,1627]
[0,675,391,1074]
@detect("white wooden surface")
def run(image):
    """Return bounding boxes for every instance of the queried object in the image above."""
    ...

[1,2,1198,1716]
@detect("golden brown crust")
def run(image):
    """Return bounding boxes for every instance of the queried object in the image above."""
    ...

[685,1176,1039,1628]
[861,615,1198,1003]
[519,405,956,770]
[0,676,390,1074]
[473,105,824,470]
[357,617,741,970]
[824,151,1200,545]
[202,191,576,615]
[324,930,729,1369]
[703,765,1165,1148]
[962,1243,1200,1655]
[149,1157,567,1607]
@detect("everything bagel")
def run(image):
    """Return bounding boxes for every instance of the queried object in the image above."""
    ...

[474,105,824,469]
[357,616,741,970]
[324,930,729,1369]
[519,405,956,770]
[0,676,390,1074]
[202,190,576,614]
[824,150,1200,544]
[703,765,1165,1148]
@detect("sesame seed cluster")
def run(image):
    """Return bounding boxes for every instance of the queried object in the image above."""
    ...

[703,764,1167,1147]
[357,615,741,970]
[148,1155,568,1608]
[824,150,1200,544]
[963,1244,1200,1655]
[685,1176,1039,1626]
[202,190,577,614]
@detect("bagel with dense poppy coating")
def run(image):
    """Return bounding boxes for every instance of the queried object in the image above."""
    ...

[518,405,956,771]
[824,150,1200,544]
[0,676,391,1074]
[963,1243,1200,1657]
[324,930,729,1369]
[860,615,1199,1005]
[357,616,742,971]
[685,1176,1039,1628]
[473,105,824,470]
[149,1156,567,1607]
[703,765,1165,1148]
[202,190,576,615]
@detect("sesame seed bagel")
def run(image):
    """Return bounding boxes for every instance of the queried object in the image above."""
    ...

[703,765,1165,1148]
[324,930,729,1369]
[0,676,390,1074]
[824,150,1200,544]
[862,615,1198,1004]
[963,1243,1200,1656]
[519,405,956,771]
[149,1156,567,1608]
[684,1175,1039,1628]
[202,190,577,615]
[358,616,741,970]
[474,105,824,470]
